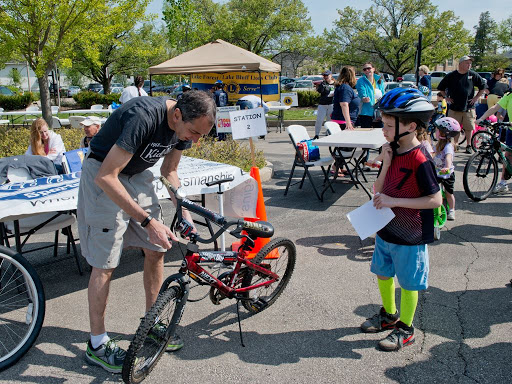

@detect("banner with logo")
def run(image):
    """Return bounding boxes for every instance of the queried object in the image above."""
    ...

[280,92,298,107]
[0,157,258,221]
[191,72,280,102]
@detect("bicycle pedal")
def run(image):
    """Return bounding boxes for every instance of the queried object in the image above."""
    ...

[249,298,268,311]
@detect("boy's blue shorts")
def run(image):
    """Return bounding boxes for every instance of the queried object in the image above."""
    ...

[370,235,429,291]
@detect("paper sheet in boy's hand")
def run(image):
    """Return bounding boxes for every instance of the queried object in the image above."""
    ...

[346,198,395,240]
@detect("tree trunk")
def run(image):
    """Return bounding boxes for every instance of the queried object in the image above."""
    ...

[37,75,52,126]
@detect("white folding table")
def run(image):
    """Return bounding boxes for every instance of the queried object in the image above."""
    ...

[313,129,387,199]
[267,105,291,133]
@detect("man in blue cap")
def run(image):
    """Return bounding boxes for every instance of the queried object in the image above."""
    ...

[213,80,228,108]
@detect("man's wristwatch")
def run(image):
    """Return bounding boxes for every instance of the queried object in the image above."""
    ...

[140,215,153,228]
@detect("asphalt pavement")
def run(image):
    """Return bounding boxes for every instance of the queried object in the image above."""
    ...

[3,126,511,383]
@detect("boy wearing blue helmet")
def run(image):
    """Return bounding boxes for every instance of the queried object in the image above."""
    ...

[360,87,442,351]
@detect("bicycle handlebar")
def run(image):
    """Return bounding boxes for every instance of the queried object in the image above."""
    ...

[159,176,274,246]
[479,120,512,128]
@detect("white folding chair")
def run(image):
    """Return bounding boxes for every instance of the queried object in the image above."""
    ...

[1,167,83,274]
[51,116,70,128]
[69,115,86,128]
[51,106,60,114]
[90,104,103,110]
[23,105,39,127]
[0,108,9,126]
[284,125,334,201]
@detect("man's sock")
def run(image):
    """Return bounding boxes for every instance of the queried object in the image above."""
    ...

[378,278,397,315]
[90,332,110,349]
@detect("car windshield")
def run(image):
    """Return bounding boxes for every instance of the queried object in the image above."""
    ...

[403,74,416,82]
[294,81,312,88]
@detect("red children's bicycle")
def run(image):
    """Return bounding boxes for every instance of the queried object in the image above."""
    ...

[122,177,296,384]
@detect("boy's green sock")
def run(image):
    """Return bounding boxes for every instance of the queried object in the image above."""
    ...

[377,278,396,315]
[400,288,418,327]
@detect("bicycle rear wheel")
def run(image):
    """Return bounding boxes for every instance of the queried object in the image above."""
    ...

[0,246,45,372]
[471,130,493,152]
[122,286,183,384]
[463,151,498,201]
[242,238,296,314]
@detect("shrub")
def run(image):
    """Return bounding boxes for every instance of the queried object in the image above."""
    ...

[0,127,83,158]
[72,91,120,108]
[0,93,36,111]
[0,128,266,173]
[297,90,319,107]
[184,136,266,172]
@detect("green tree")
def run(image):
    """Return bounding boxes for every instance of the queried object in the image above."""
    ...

[71,19,168,94]
[496,14,512,49]
[470,11,498,68]
[326,0,471,77]
[162,0,218,53]
[0,0,106,123]
[8,67,21,88]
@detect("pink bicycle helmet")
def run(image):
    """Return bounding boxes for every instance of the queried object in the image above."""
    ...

[487,115,498,123]
[434,116,461,139]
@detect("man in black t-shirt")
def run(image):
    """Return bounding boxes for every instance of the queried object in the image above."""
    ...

[77,91,216,373]
[314,70,335,139]
[437,56,487,153]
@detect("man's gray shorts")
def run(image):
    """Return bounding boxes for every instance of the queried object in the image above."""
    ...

[77,157,166,269]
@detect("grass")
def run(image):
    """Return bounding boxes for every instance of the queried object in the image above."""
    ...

[281,107,316,120]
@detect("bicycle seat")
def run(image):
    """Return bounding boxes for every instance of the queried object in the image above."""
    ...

[242,220,274,239]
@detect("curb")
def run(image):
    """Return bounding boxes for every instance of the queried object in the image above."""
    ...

[259,161,274,182]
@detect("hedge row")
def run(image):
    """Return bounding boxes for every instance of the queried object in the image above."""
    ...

[72,91,120,108]
[0,93,37,111]
[0,127,265,172]
[297,90,320,107]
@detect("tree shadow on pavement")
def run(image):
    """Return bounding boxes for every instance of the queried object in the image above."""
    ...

[435,223,512,246]
[295,235,374,261]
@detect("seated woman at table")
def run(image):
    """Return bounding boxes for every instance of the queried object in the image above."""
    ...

[331,66,361,130]
[80,116,102,148]
[25,118,66,174]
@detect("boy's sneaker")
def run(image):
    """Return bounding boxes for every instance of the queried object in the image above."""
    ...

[493,182,509,194]
[85,338,126,373]
[378,321,415,351]
[447,209,455,221]
[360,307,399,333]
[148,322,184,352]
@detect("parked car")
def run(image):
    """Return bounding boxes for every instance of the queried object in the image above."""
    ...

[0,86,15,96]
[430,71,448,90]
[280,78,296,87]
[291,80,316,92]
[68,86,81,96]
[381,73,394,82]
[383,81,416,93]
[152,84,175,94]
[305,75,324,86]
[87,83,103,93]
[477,72,492,83]
[143,80,162,93]
[170,84,191,99]
[98,86,123,94]
[111,83,123,88]
[402,73,416,82]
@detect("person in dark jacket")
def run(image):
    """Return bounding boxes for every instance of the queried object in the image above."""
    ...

[313,70,335,139]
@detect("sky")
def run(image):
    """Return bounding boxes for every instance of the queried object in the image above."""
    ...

[146,0,509,35]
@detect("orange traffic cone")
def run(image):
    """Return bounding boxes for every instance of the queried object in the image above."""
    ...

[231,167,277,258]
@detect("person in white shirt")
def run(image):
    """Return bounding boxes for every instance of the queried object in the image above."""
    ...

[119,75,148,104]
[25,118,66,173]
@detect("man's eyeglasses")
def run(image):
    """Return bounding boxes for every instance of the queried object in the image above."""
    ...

[363,67,372,71]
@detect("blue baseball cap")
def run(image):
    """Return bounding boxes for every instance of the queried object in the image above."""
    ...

[215,80,224,85]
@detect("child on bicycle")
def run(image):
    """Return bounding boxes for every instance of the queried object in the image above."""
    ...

[361,88,441,351]
[476,91,512,194]
[433,117,461,220]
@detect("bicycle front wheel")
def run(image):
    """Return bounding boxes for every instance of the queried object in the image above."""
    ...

[242,238,296,314]
[463,152,498,201]
[122,286,183,384]
[0,247,45,372]
[471,130,493,152]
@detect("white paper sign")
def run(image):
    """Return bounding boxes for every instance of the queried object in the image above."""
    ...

[346,198,395,240]
[280,93,298,107]
[229,107,267,140]
[216,106,240,133]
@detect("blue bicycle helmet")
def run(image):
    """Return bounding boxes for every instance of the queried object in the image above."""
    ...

[419,85,430,96]
[376,87,434,153]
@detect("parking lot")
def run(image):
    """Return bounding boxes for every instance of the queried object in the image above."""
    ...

[2,126,511,383]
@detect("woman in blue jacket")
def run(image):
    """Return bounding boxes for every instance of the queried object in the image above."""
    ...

[355,62,386,128]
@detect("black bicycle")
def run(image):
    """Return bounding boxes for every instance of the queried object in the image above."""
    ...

[0,246,45,371]
[122,177,296,383]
